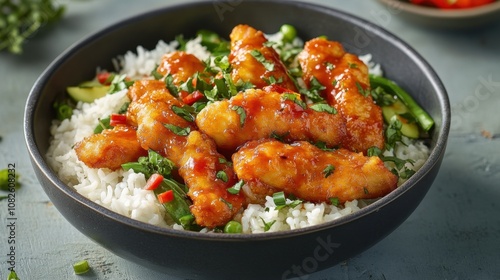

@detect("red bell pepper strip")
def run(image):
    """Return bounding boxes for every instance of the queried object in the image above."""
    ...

[110,114,127,126]
[157,190,175,204]
[144,173,164,191]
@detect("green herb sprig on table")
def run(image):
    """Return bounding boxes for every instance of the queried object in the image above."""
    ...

[0,0,65,54]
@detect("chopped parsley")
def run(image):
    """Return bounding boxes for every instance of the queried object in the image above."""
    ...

[231,105,246,127]
[250,49,275,71]
[322,164,335,178]
[164,124,191,136]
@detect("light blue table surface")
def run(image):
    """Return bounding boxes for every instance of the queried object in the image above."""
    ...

[1,0,499,279]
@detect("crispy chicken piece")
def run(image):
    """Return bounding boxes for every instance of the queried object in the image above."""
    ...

[127,80,197,166]
[229,24,297,91]
[75,125,147,170]
[298,37,384,153]
[196,87,346,154]
[156,51,206,85]
[179,131,245,228]
[232,139,398,204]
[127,79,243,228]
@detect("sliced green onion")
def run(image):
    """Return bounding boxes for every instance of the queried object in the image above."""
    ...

[329,197,340,207]
[73,260,90,275]
[272,191,287,206]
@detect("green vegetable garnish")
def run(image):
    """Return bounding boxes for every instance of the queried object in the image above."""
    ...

[122,150,193,228]
[227,180,244,195]
[7,270,20,280]
[73,260,90,275]
[280,24,297,43]
[250,49,275,71]
[93,116,112,134]
[281,93,307,109]
[369,74,434,132]
[164,124,191,136]
[310,103,337,114]
[0,0,65,54]
[0,169,20,191]
[216,170,228,182]
[231,105,246,127]
[329,197,340,207]
[53,100,74,121]
[224,221,243,234]
[322,164,335,178]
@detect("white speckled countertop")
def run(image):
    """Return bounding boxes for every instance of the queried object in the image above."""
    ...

[1,0,499,279]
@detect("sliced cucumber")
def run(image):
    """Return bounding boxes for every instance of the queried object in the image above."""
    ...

[382,99,419,139]
[67,85,110,103]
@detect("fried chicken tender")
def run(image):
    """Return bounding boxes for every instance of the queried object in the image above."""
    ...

[232,139,398,204]
[196,87,346,154]
[155,51,206,85]
[298,38,384,153]
[179,131,245,228]
[127,79,242,228]
[75,125,147,170]
[127,80,197,165]
[229,24,297,91]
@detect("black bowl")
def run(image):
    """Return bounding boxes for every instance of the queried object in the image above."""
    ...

[24,1,450,279]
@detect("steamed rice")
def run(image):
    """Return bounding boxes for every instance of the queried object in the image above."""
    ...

[46,32,430,233]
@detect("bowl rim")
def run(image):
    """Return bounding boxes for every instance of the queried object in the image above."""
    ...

[24,0,450,241]
[378,0,500,18]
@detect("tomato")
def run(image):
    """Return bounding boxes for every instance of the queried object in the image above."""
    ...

[97,72,112,85]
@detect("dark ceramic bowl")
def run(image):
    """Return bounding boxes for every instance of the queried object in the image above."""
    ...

[377,0,500,29]
[24,1,450,279]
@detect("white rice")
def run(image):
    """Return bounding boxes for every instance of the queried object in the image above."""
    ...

[46,33,430,233]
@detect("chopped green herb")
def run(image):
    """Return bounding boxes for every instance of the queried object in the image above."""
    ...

[93,116,112,134]
[197,29,230,55]
[355,82,370,97]
[363,187,369,194]
[227,180,244,195]
[329,197,340,207]
[218,157,233,166]
[314,141,336,152]
[216,170,228,182]
[117,102,130,114]
[250,49,275,71]
[349,63,358,69]
[300,76,325,103]
[325,61,335,71]
[270,131,290,142]
[164,124,191,136]
[150,64,163,80]
[281,93,307,109]
[260,217,276,232]
[175,34,187,51]
[310,103,337,114]
[108,74,134,94]
[171,105,195,122]
[231,105,246,127]
[219,197,233,210]
[322,164,335,178]
[164,74,179,97]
